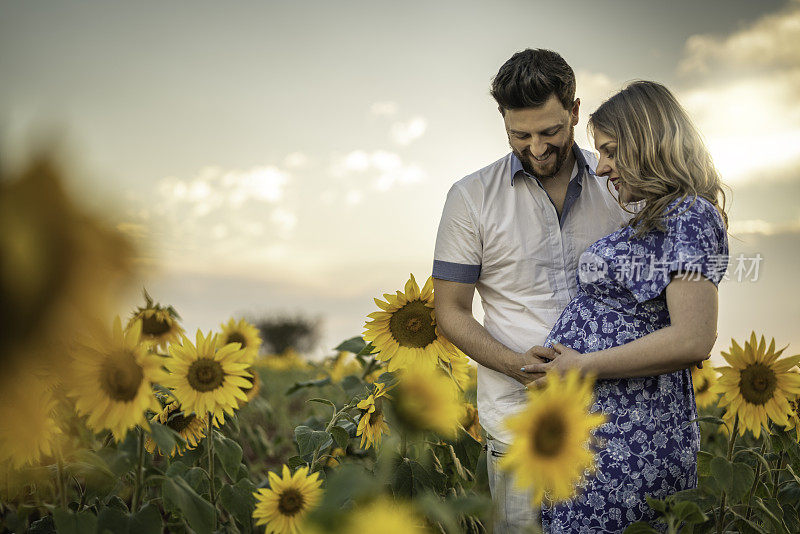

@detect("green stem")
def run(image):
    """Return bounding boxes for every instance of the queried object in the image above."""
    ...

[131,428,146,512]
[56,452,68,510]
[716,416,739,534]
[310,406,346,473]
[772,450,786,498]
[207,415,217,525]
[744,438,769,522]
[401,434,408,459]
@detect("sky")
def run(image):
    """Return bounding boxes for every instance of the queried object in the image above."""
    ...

[1,0,799,362]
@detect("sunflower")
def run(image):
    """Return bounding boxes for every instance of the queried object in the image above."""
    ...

[68,317,164,441]
[252,465,323,534]
[344,496,429,534]
[0,374,62,469]
[499,369,605,506]
[241,366,262,403]
[713,333,800,439]
[692,364,721,409]
[442,350,475,391]
[0,154,134,390]
[144,401,208,457]
[392,367,463,438]
[326,447,346,468]
[218,318,262,363]
[128,292,184,352]
[460,402,483,443]
[784,395,800,442]
[328,351,362,384]
[356,382,392,449]
[261,348,309,371]
[163,330,252,426]
[363,274,461,372]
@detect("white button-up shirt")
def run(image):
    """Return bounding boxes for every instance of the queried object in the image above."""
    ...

[433,145,634,443]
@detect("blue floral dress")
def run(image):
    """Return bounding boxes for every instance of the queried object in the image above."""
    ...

[540,196,729,533]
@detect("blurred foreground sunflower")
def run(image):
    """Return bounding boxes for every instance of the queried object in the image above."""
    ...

[461,402,483,443]
[392,367,463,438]
[128,291,184,352]
[0,154,134,389]
[356,382,391,449]
[344,496,429,533]
[252,465,323,534]
[144,401,208,457]
[163,330,252,426]
[363,274,461,372]
[692,363,720,409]
[713,333,800,438]
[500,369,604,506]
[68,317,164,441]
[218,317,262,363]
[0,374,62,469]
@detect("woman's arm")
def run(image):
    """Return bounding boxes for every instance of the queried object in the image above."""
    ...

[521,273,719,384]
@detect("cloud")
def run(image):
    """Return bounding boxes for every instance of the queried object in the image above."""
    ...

[330,149,426,191]
[390,116,428,145]
[679,1,800,73]
[675,1,800,185]
[283,151,309,169]
[370,101,399,116]
[729,218,800,236]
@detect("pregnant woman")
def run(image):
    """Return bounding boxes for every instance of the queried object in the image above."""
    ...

[521,81,730,532]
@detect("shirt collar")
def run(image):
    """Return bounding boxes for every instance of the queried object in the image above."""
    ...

[510,143,594,186]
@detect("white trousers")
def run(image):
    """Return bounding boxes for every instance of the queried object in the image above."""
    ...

[486,438,541,533]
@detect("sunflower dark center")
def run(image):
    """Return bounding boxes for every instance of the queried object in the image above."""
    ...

[187,359,225,392]
[100,351,144,402]
[277,488,305,516]
[166,411,196,433]
[532,412,566,458]
[142,313,171,337]
[368,399,383,424]
[388,300,437,348]
[696,377,710,394]
[226,332,247,347]
[739,363,778,405]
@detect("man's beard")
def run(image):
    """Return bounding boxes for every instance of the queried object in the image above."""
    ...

[512,125,575,180]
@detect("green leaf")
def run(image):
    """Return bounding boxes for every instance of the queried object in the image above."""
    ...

[754,497,790,534]
[130,504,163,534]
[330,426,350,449]
[286,377,331,395]
[286,455,307,470]
[356,342,378,356]
[52,509,98,534]
[96,508,129,534]
[339,375,364,397]
[214,433,244,481]
[390,458,446,498]
[689,415,727,426]
[295,426,333,456]
[696,450,713,478]
[644,496,666,513]
[670,500,707,524]
[162,475,215,534]
[219,479,257,531]
[728,461,756,504]
[622,522,660,534]
[335,337,367,354]
[149,421,183,455]
[308,398,337,410]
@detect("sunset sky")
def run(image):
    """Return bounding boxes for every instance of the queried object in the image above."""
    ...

[2,0,799,361]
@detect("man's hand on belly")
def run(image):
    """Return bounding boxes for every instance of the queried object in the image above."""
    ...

[501,346,556,387]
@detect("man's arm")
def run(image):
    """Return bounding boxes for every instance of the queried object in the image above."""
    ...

[434,278,544,385]
[522,274,718,381]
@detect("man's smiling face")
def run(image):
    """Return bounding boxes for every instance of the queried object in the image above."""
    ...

[503,94,579,180]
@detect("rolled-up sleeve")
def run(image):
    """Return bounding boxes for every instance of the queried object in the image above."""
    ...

[433,183,482,284]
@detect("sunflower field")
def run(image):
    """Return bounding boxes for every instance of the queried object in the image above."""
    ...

[3,155,800,534]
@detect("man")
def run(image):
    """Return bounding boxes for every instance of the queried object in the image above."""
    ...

[432,49,632,532]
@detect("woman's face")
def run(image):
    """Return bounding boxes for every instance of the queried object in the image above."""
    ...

[593,130,644,203]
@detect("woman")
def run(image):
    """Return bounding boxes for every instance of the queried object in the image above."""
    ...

[520,80,729,533]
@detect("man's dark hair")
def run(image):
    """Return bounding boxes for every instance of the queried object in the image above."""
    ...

[491,48,576,112]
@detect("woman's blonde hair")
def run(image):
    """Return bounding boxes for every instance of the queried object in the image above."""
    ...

[588,80,728,238]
